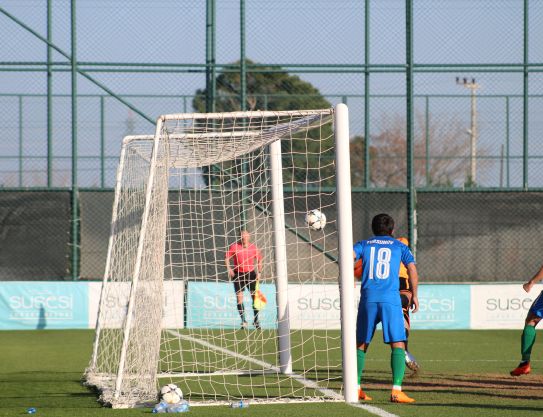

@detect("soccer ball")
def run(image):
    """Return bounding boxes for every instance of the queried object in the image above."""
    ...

[354,259,362,279]
[160,383,183,404]
[305,209,326,231]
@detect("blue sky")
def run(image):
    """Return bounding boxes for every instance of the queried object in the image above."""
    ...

[0,0,542,187]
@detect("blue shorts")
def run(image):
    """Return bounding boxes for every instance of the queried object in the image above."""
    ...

[529,291,543,318]
[356,301,406,344]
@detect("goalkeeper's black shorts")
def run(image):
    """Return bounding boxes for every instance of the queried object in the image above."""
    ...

[400,289,412,331]
[233,270,257,294]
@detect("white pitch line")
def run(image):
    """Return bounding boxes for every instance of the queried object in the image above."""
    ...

[166,330,400,417]
[167,330,340,399]
[366,359,543,362]
[349,403,401,417]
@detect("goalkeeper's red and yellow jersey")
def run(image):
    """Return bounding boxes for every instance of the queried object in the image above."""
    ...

[226,242,262,273]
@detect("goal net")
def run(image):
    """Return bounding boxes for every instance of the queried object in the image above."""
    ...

[83,105,356,408]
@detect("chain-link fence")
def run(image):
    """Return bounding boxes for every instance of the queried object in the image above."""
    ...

[0,0,542,281]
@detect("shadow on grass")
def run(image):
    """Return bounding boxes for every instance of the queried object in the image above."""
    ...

[361,371,543,402]
[412,402,543,413]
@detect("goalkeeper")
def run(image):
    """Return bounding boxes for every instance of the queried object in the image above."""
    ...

[225,230,263,330]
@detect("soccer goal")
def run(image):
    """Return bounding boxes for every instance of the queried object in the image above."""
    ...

[83,104,357,408]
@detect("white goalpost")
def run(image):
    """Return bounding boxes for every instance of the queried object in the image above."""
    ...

[83,104,356,408]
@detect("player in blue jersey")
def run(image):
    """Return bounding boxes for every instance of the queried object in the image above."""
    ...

[353,213,419,403]
[510,264,543,376]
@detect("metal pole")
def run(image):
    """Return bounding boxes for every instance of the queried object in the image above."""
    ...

[523,0,529,189]
[425,95,430,186]
[18,96,23,187]
[71,0,79,280]
[211,1,216,113]
[240,0,248,227]
[240,0,246,111]
[505,96,510,187]
[470,85,477,184]
[205,0,216,113]
[270,139,292,375]
[499,144,504,188]
[363,0,370,188]
[335,103,357,403]
[47,0,53,187]
[455,77,479,186]
[406,0,416,255]
[100,96,105,188]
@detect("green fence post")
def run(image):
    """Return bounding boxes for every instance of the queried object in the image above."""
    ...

[505,96,510,188]
[206,0,216,113]
[240,0,248,228]
[100,96,105,188]
[18,96,23,187]
[425,95,430,186]
[364,0,370,189]
[406,0,416,255]
[47,0,53,187]
[71,0,79,280]
[522,0,529,190]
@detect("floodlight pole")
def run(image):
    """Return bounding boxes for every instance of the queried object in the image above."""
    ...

[456,77,480,185]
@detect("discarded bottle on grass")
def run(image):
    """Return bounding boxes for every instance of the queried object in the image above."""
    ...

[230,400,249,408]
[27,408,37,414]
[152,400,169,413]
[167,401,190,413]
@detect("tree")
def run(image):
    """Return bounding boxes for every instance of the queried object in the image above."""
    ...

[192,60,334,187]
[193,59,330,114]
[349,135,376,187]
[350,113,476,188]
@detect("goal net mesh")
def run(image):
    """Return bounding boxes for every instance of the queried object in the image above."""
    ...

[84,109,345,407]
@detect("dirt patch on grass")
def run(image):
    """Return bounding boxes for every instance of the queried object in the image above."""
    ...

[362,372,543,400]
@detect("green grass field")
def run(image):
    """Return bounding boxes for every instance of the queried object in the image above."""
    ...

[0,329,542,417]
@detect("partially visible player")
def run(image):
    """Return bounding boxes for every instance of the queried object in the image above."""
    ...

[397,237,420,373]
[353,213,419,404]
[510,264,543,376]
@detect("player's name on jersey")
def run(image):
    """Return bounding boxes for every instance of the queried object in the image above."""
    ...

[367,239,394,245]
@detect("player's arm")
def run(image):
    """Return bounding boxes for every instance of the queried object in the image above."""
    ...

[225,247,235,278]
[256,248,263,280]
[353,243,364,261]
[523,264,543,293]
[406,262,419,313]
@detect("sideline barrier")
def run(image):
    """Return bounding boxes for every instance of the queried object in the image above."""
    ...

[0,282,540,330]
[0,282,88,330]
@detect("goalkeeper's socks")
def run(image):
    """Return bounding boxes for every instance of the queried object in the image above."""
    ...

[391,347,406,387]
[521,324,537,362]
[237,303,245,322]
[356,349,366,385]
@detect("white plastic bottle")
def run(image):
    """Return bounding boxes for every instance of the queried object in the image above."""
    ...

[152,400,169,413]
[167,401,190,413]
[230,400,249,408]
